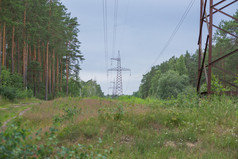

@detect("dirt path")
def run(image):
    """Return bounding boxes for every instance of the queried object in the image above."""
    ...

[0,106,33,132]
[0,103,37,109]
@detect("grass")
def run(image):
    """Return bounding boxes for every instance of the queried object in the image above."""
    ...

[0,96,40,124]
[0,96,40,108]
[3,95,238,158]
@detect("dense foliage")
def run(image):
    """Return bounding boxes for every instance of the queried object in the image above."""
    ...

[135,52,197,99]
[0,66,104,100]
[64,78,104,97]
[0,0,84,100]
[80,80,104,97]
[0,67,32,100]
[0,118,111,158]
[135,10,238,99]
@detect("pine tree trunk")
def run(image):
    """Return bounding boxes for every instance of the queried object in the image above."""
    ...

[38,40,42,82]
[0,0,2,84]
[56,56,59,93]
[2,22,6,67]
[66,54,69,95]
[45,41,49,100]
[11,25,15,73]
[23,8,27,87]
[46,0,52,100]
[60,58,63,91]
[33,45,36,96]
[33,45,36,95]
[33,45,36,61]
[0,22,2,85]
[24,43,28,87]
[48,53,51,95]
[17,39,20,74]
[28,45,32,87]
[28,45,31,64]
[52,48,55,97]
[42,42,45,82]
[37,40,41,93]
[23,43,26,86]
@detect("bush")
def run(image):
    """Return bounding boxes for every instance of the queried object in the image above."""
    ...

[0,67,23,89]
[0,119,112,158]
[157,70,189,99]
[200,74,230,93]
[16,89,33,99]
[0,67,32,100]
[98,104,124,121]
[0,87,17,101]
[176,87,199,108]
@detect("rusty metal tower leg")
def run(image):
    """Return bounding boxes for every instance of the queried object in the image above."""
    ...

[197,0,209,92]
[197,0,238,95]
[208,0,213,94]
[198,0,202,90]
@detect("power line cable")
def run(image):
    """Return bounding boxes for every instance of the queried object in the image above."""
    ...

[149,0,196,71]
[118,0,130,49]
[112,0,119,58]
[102,0,108,70]
[102,0,110,95]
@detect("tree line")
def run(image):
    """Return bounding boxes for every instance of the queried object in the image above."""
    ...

[0,0,85,100]
[134,11,238,99]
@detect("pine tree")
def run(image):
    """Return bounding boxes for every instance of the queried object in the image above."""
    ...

[0,0,83,99]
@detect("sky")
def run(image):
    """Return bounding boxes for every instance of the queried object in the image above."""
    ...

[61,0,237,95]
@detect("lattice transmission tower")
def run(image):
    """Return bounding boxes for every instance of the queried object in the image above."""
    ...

[108,51,131,96]
[197,0,238,95]
[108,80,116,97]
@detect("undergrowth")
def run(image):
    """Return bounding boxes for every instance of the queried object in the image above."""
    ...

[0,95,237,158]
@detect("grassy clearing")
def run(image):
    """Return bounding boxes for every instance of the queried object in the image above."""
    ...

[2,95,238,158]
[0,96,40,108]
[0,97,40,124]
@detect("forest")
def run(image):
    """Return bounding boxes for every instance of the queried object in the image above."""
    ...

[0,0,103,101]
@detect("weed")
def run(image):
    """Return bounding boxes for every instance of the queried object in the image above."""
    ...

[58,119,100,142]
[82,125,99,139]
[165,110,186,127]
[98,104,124,121]
[53,105,82,126]
[0,118,111,158]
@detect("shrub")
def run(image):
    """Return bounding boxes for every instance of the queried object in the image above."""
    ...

[164,109,186,127]
[82,125,99,139]
[16,89,33,99]
[200,74,230,93]
[0,119,112,158]
[176,87,199,108]
[0,87,17,101]
[157,70,189,99]
[0,67,23,89]
[0,67,32,100]
[98,104,124,121]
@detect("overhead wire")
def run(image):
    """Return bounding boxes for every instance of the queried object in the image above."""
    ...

[118,0,130,50]
[102,0,108,70]
[148,0,196,71]
[102,0,110,96]
[112,0,119,58]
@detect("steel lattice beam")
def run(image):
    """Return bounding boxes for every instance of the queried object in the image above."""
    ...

[197,0,238,95]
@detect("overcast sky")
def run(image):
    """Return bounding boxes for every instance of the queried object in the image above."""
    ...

[61,0,237,95]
